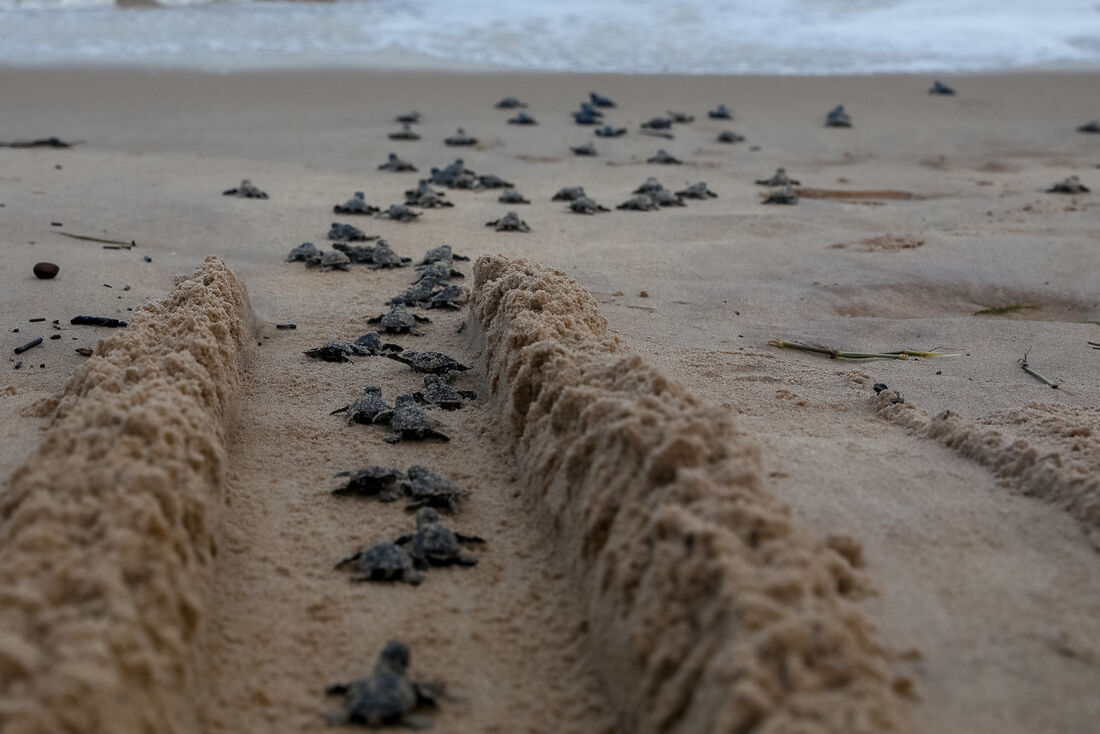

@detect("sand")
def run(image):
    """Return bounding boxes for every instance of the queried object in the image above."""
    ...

[1,67,1098,733]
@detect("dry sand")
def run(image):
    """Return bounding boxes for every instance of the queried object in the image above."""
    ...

[1,68,1098,733]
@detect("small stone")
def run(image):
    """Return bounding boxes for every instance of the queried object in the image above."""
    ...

[33,262,59,279]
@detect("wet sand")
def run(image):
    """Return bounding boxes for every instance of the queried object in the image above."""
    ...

[1,67,1098,733]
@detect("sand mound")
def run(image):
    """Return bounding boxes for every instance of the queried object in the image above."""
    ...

[471,255,907,734]
[0,257,251,734]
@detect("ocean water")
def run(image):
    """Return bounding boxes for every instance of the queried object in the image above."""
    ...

[1,0,1099,74]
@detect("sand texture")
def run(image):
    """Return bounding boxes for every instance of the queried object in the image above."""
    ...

[0,258,250,733]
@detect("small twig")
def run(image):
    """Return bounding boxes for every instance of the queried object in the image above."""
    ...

[1088,340,1100,350]
[768,338,960,360]
[1018,350,1058,389]
[57,232,136,247]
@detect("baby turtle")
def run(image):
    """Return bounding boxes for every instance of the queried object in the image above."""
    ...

[444,128,478,146]
[396,508,484,567]
[304,340,358,363]
[498,189,530,204]
[401,466,469,512]
[333,192,381,216]
[616,194,659,212]
[385,350,470,376]
[647,149,683,165]
[377,204,422,222]
[717,130,745,144]
[650,188,685,207]
[928,80,955,96]
[641,116,673,130]
[328,222,372,241]
[570,142,597,156]
[335,542,422,585]
[552,186,587,201]
[395,280,438,307]
[569,196,610,214]
[762,185,799,205]
[1078,121,1100,134]
[319,250,351,271]
[632,177,665,196]
[507,112,538,125]
[1046,176,1090,194]
[574,109,602,125]
[418,244,470,266]
[222,179,268,199]
[477,174,514,189]
[413,374,477,410]
[495,97,526,109]
[413,261,464,285]
[331,386,395,425]
[389,123,421,141]
[666,111,694,124]
[372,240,413,269]
[426,284,467,310]
[755,167,800,186]
[354,331,404,355]
[405,180,453,208]
[589,91,616,108]
[825,105,852,127]
[386,395,450,443]
[708,104,733,120]
[331,465,407,500]
[595,125,627,137]
[395,111,421,124]
[379,153,417,172]
[676,181,718,199]
[287,241,321,264]
[324,641,440,729]
[368,303,431,335]
[486,211,531,232]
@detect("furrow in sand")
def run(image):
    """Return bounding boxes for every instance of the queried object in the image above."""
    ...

[469,254,910,734]
[0,257,251,734]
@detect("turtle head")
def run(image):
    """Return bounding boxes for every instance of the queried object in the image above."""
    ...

[379,640,411,673]
[416,507,440,528]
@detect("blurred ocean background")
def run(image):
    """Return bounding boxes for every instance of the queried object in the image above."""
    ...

[1,0,1099,73]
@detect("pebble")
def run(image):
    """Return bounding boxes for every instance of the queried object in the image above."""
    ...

[33,262,59,279]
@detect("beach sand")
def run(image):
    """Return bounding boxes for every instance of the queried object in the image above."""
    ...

[1,68,1098,733]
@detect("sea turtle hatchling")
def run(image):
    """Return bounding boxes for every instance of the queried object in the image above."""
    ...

[1078,121,1100,134]
[379,153,417,172]
[755,167,800,186]
[385,350,470,376]
[376,204,422,222]
[616,194,659,212]
[413,374,477,410]
[825,105,852,127]
[385,395,451,444]
[335,543,422,585]
[1046,176,1090,194]
[368,303,431,335]
[666,111,694,123]
[486,211,530,232]
[552,186,587,201]
[444,128,478,146]
[331,465,407,500]
[647,149,682,165]
[304,340,358,363]
[708,104,732,120]
[418,244,470,266]
[323,641,441,729]
[574,109,601,125]
[762,185,799,205]
[354,331,404,355]
[413,261,464,285]
[333,192,381,215]
[328,222,373,241]
[507,112,538,125]
[396,508,484,567]
[928,80,955,96]
[287,241,321,264]
[632,177,665,196]
[676,181,718,199]
[595,125,627,138]
[495,97,526,109]
[389,124,421,141]
[318,250,351,271]
[477,174,514,189]
[649,189,685,207]
[498,189,531,204]
[569,196,610,214]
[589,92,616,108]
[426,285,466,310]
[395,111,421,124]
[641,117,673,130]
[222,179,268,199]
[570,142,597,156]
[717,130,745,144]
[405,181,452,208]
[331,386,395,425]
[400,466,469,512]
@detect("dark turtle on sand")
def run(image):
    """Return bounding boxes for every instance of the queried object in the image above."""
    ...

[405,180,453,208]
[319,250,352,271]
[418,244,470,266]
[486,211,530,232]
[1078,121,1100,134]
[386,395,450,443]
[666,111,694,124]
[354,331,404,355]
[324,641,441,729]
[928,80,955,96]
[222,179,268,199]
[574,109,602,125]
[647,149,683,165]
[708,104,733,120]
[304,340,358,363]
[401,466,469,512]
[589,91,616,108]
[477,174,514,189]
[762,185,799,205]
[328,222,373,241]
[287,241,321,264]
[406,180,446,202]
[507,112,538,125]
[1046,175,1090,194]
[395,279,438,307]
[377,204,422,222]
[570,142,597,156]
[379,153,418,172]
[676,181,718,199]
[552,186,587,201]
[385,350,470,376]
[334,192,381,216]
[498,188,531,204]
[413,374,477,410]
[444,128,478,146]
[395,111,422,124]
[389,123,421,141]
[331,465,407,500]
[335,543,422,585]
[425,284,466,310]
[825,105,852,127]
[368,303,431,335]
[595,125,627,138]
[717,130,745,144]
[331,386,395,425]
[755,167,800,186]
[616,194,659,211]
[495,97,526,109]
[332,240,411,269]
[569,196,610,214]
[396,508,484,567]
[649,188,685,207]
[632,177,665,196]
[413,261,464,285]
[641,117,673,130]
[429,158,480,189]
